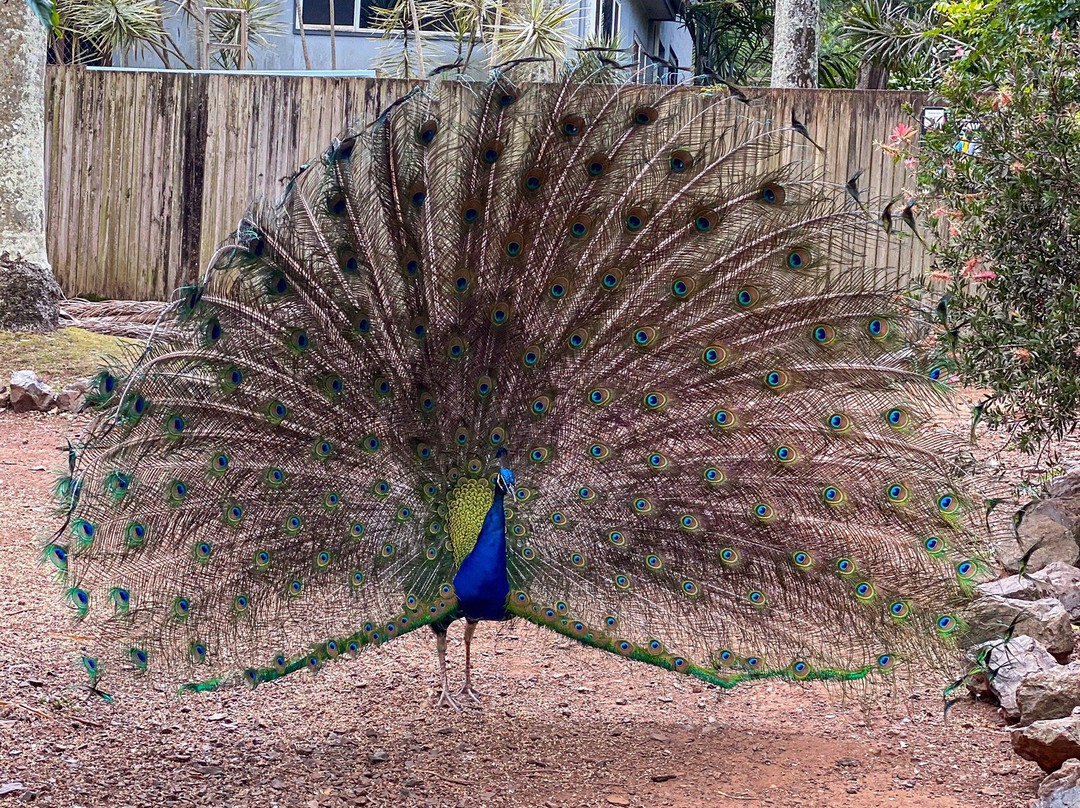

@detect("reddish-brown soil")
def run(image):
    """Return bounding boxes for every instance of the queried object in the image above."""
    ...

[0,410,1044,807]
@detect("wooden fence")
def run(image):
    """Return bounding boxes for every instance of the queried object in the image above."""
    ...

[43,66,929,301]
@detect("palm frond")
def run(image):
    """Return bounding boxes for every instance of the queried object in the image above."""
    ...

[489,0,578,76]
[207,0,284,68]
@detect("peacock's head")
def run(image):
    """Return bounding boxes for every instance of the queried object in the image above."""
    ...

[495,466,515,494]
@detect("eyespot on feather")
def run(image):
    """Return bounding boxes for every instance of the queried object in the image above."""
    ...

[631,106,658,125]
[642,390,667,410]
[735,286,760,309]
[761,183,786,204]
[585,153,609,177]
[786,247,810,270]
[567,215,594,240]
[496,85,520,107]
[502,233,525,258]
[522,167,546,193]
[406,182,426,208]
[671,276,696,299]
[417,119,438,145]
[632,326,658,347]
[811,323,836,345]
[559,114,585,137]
[598,267,624,291]
[548,275,570,300]
[669,149,693,173]
[460,199,482,224]
[625,206,648,232]
[692,209,717,232]
[521,344,543,368]
[401,250,420,278]
[479,140,504,165]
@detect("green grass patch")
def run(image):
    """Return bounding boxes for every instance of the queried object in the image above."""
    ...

[0,328,136,388]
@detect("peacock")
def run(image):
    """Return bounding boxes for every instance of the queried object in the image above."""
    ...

[45,70,989,709]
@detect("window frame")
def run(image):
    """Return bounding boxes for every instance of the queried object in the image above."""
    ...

[295,0,455,34]
[594,0,620,40]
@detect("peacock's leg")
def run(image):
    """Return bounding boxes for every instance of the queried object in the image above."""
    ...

[456,619,481,703]
[431,625,460,710]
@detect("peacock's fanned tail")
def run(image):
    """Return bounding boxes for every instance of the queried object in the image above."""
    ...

[48,74,988,692]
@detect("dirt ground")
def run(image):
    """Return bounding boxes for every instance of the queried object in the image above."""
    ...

[0,410,1047,808]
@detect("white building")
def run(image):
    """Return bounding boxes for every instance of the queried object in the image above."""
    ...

[133,0,691,79]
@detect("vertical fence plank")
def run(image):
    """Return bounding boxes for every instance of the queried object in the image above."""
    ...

[43,67,930,300]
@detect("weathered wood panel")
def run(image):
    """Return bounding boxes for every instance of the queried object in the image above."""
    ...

[44,66,928,300]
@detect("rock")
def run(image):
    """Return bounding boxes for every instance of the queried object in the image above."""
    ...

[1032,562,1080,621]
[1012,706,1080,772]
[1019,663,1080,724]
[9,370,55,413]
[0,784,24,797]
[56,385,87,414]
[0,386,8,408]
[1049,466,1080,499]
[965,596,1074,657]
[977,574,1051,602]
[1036,758,1080,808]
[1011,499,1080,572]
[968,635,1058,720]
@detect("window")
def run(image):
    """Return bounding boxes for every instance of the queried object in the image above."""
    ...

[595,0,620,40]
[298,0,446,31]
[632,36,649,82]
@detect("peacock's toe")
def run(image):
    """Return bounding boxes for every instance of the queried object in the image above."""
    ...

[455,684,481,704]
[432,686,461,710]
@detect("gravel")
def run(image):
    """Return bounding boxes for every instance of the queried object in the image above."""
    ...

[0,409,1045,807]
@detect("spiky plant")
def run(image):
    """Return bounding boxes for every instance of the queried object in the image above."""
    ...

[566,33,629,83]
[57,0,165,64]
[488,0,577,78]
[206,0,284,68]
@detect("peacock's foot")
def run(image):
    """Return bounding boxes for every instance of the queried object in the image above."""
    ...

[432,685,461,710]
[455,683,481,704]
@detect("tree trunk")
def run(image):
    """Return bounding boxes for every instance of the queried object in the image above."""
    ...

[0,0,61,331]
[856,61,890,90]
[770,0,819,88]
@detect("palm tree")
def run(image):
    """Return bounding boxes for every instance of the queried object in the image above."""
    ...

[685,0,773,83]
[0,0,62,331]
[839,0,945,88]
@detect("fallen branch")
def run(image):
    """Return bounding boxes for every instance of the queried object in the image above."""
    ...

[59,298,170,340]
[417,770,471,786]
[0,700,54,721]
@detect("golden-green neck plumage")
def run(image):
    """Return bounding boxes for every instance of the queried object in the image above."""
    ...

[446,477,494,565]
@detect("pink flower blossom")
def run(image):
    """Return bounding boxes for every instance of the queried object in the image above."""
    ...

[972,269,997,281]
[903,156,919,171]
[1053,28,1062,41]
[948,223,961,237]
[954,45,966,59]
[960,257,980,277]
[1015,347,1032,361]
[889,123,916,145]
[929,269,953,283]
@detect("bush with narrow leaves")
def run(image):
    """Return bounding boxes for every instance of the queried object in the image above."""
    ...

[913,31,1080,452]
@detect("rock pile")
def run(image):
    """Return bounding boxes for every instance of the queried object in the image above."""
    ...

[968,467,1080,806]
[0,370,87,414]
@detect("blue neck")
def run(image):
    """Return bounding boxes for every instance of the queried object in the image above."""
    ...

[452,489,510,621]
